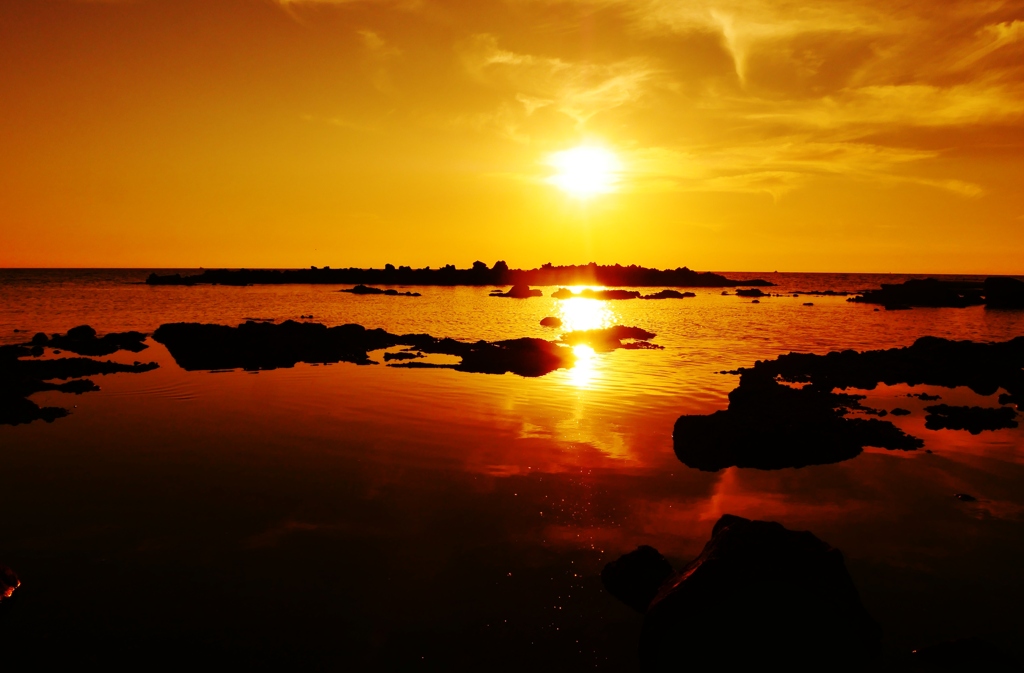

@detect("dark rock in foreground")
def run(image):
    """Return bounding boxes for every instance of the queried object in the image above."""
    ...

[913,637,1023,672]
[0,565,19,602]
[145,262,774,288]
[603,515,880,671]
[674,336,1024,470]
[849,278,984,308]
[340,285,421,297]
[490,284,542,298]
[924,404,1018,434]
[539,317,562,328]
[601,546,674,614]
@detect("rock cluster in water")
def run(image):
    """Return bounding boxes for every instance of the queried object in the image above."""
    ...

[602,515,881,671]
[674,336,1024,470]
[848,276,1024,309]
[551,288,697,300]
[153,320,663,378]
[1,326,158,426]
[489,285,543,298]
[339,285,421,296]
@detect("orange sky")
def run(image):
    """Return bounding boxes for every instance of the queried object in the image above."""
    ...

[2,0,1023,272]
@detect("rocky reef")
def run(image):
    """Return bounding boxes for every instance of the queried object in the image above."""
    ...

[602,515,881,671]
[674,336,1024,470]
[153,321,664,378]
[145,261,773,288]
[1,327,158,426]
[489,285,543,298]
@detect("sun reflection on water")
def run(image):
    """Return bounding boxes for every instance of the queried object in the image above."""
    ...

[557,294,615,332]
[556,293,617,390]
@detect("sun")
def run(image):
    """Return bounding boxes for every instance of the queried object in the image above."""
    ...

[546,146,621,198]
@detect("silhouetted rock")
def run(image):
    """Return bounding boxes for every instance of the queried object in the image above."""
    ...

[561,326,658,351]
[146,263,774,288]
[795,290,853,296]
[35,325,149,356]
[0,341,158,426]
[603,515,881,671]
[849,278,984,309]
[551,288,642,300]
[540,317,562,328]
[641,290,696,299]
[735,288,767,298]
[601,546,674,613]
[804,302,814,306]
[0,565,19,602]
[924,404,1018,434]
[909,392,942,401]
[382,351,424,362]
[913,637,1022,671]
[984,276,1024,309]
[953,493,978,502]
[891,408,911,416]
[31,332,48,345]
[490,284,543,298]
[675,337,1024,470]
[154,320,579,378]
[340,285,420,296]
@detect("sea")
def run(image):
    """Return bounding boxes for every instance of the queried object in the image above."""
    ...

[1,269,1022,669]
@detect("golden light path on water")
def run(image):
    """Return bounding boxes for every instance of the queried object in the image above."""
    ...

[556,293,616,390]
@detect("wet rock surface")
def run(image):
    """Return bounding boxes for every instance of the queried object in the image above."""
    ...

[924,404,1018,434]
[1,331,158,426]
[0,565,19,602]
[674,336,1024,470]
[340,285,421,296]
[603,515,881,671]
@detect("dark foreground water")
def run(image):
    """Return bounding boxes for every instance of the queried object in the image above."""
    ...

[1,270,1023,669]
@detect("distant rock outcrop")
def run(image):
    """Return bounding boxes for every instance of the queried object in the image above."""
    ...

[145,262,774,288]
[551,288,697,300]
[340,285,421,296]
[603,515,881,671]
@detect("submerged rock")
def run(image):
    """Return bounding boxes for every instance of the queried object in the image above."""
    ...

[603,515,881,671]
[924,404,1018,434]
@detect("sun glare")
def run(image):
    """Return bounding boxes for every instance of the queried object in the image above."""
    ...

[547,146,621,198]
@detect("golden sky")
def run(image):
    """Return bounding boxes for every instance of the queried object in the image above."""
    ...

[2,0,1023,272]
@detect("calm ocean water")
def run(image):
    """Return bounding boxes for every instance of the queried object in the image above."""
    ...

[1,269,1023,668]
